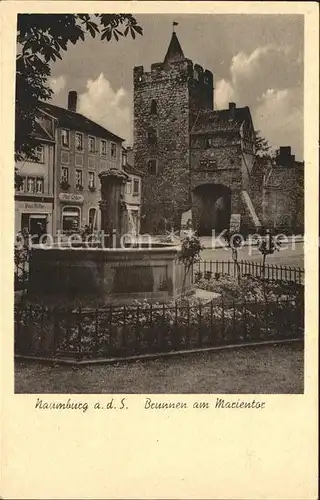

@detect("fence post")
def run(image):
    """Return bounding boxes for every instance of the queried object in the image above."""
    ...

[108,304,113,354]
[186,301,190,347]
[221,296,225,342]
[243,299,247,340]
[210,300,214,345]
[198,302,202,347]
[52,306,60,357]
[135,305,140,351]
[172,301,178,349]
[122,304,127,349]
[94,307,99,356]
[232,299,236,341]
[77,306,82,360]
[160,303,165,350]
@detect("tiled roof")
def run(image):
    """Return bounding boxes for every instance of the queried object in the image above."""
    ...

[33,120,55,142]
[123,163,143,177]
[38,102,124,142]
[191,106,253,134]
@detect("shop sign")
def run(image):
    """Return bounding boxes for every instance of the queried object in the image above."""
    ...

[59,193,84,203]
[18,202,52,213]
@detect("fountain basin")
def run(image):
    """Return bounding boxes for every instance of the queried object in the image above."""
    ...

[28,245,194,304]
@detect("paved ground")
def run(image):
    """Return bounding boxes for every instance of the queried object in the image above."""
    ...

[201,241,304,268]
[15,342,303,394]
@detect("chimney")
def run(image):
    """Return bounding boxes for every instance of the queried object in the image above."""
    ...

[279,146,291,157]
[229,102,236,118]
[276,146,293,167]
[68,91,77,112]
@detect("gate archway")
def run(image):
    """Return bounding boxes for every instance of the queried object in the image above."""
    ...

[192,183,231,235]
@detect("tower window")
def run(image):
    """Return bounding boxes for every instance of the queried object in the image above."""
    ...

[147,127,157,146]
[150,100,157,115]
[147,159,157,175]
[193,69,199,81]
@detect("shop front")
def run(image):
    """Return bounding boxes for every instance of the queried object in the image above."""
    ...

[15,199,53,240]
[58,193,84,234]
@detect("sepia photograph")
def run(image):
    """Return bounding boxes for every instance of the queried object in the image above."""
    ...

[13,12,305,394]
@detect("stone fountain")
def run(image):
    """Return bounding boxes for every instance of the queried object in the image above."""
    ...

[28,169,194,305]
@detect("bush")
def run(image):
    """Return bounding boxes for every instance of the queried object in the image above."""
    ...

[196,274,302,302]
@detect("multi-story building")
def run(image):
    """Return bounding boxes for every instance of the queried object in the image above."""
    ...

[15,112,56,238]
[122,146,142,235]
[39,91,123,234]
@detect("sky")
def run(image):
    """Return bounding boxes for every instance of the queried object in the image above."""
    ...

[48,14,304,160]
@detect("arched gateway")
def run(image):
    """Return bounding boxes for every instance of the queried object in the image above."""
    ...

[192,183,232,235]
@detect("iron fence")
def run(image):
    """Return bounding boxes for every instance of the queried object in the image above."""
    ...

[194,260,304,284]
[15,295,304,361]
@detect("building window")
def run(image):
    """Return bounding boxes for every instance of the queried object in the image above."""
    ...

[206,137,213,148]
[147,127,157,146]
[88,136,96,154]
[36,178,44,194]
[147,159,157,175]
[125,180,132,194]
[33,145,44,163]
[150,100,157,115]
[16,177,25,192]
[100,139,107,157]
[88,208,98,230]
[62,206,80,232]
[61,167,69,183]
[61,129,70,148]
[133,178,139,196]
[122,153,127,167]
[88,171,95,189]
[111,143,117,158]
[27,177,35,193]
[75,132,83,152]
[75,169,83,188]
[193,69,199,81]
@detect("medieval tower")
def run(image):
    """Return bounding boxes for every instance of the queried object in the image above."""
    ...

[133,28,263,235]
[133,29,214,233]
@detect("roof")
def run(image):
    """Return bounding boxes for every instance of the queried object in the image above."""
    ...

[163,32,185,65]
[32,120,55,143]
[191,106,254,135]
[123,163,143,177]
[38,102,124,142]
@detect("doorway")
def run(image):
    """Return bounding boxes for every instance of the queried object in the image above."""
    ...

[192,183,231,235]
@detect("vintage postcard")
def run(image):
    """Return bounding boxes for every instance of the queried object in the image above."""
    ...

[1,1,318,499]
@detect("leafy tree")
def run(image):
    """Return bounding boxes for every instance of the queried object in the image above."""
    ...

[257,228,281,276]
[15,14,143,171]
[254,130,274,159]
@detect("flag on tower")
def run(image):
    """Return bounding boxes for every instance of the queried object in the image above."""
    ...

[173,21,178,26]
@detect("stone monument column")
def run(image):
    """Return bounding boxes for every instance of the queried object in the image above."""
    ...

[98,169,129,247]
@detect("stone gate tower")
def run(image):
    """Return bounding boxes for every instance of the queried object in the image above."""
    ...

[133,29,214,233]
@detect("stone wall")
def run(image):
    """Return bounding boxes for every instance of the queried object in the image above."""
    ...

[263,165,304,233]
[190,132,260,231]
